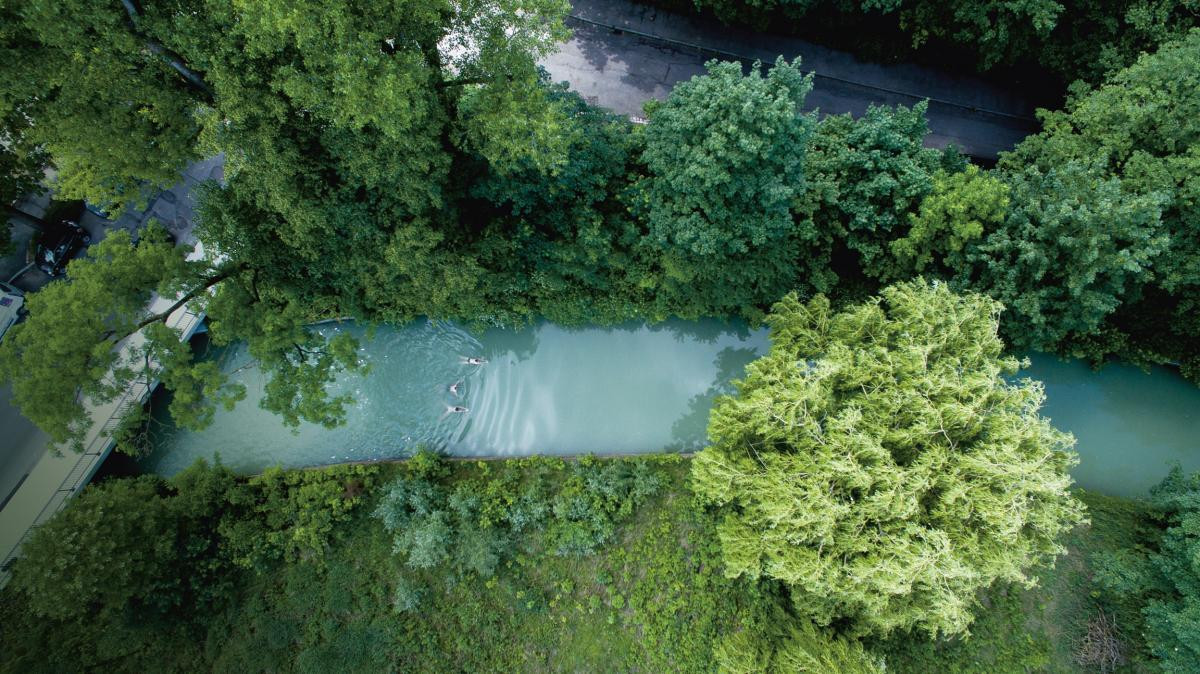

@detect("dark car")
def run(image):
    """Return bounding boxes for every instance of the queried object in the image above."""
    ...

[35,220,91,277]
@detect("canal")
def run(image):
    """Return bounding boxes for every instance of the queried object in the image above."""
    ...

[143,320,1200,498]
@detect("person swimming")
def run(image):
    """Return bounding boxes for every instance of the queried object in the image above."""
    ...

[440,404,469,420]
[449,381,463,397]
[462,356,487,365]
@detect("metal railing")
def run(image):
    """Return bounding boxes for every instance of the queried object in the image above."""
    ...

[0,307,206,582]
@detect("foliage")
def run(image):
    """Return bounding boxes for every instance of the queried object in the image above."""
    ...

[1094,468,1200,672]
[956,160,1168,352]
[545,455,665,555]
[222,463,380,570]
[0,0,201,212]
[0,0,574,447]
[375,452,665,575]
[0,105,47,254]
[203,456,782,672]
[688,0,1197,84]
[1,457,1172,672]
[692,280,1087,637]
[715,620,883,673]
[11,472,229,624]
[795,101,964,284]
[988,30,1200,375]
[465,81,648,325]
[0,226,363,451]
[890,165,1008,277]
[638,57,814,319]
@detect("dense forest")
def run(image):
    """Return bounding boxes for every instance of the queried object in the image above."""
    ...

[1,0,1198,671]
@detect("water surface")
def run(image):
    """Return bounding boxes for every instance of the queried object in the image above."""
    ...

[144,321,1200,497]
[144,319,768,474]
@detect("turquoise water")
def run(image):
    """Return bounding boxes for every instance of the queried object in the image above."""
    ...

[1021,354,1200,497]
[143,319,769,474]
[144,321,1200,497]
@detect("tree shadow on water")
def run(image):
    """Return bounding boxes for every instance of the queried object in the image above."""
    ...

[668,346,760,450]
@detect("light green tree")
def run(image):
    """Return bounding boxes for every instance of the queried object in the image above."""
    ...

[692,280,1086,637]
[715,620,882,673]
[890,165,1009,277]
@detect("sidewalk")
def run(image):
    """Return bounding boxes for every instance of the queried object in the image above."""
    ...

[540,0,1043,159]
[0,157,223,585]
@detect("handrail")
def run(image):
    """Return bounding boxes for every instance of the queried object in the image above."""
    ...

[0,306,207,580]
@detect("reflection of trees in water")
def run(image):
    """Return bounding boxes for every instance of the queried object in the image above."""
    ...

[479,322,540,363]
[554,316,755,345]
[669,346,760,450]
[659,317,750,345]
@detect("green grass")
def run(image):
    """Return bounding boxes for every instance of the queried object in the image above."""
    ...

[199,459,778,672]
[0,458,1160,672]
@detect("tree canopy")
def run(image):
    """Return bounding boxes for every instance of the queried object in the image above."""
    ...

[1094,468,1200,673]
[974,29,1200,376]
[0,226,361,451]
[692,280,1086,637]
[638,58,815,319]
[794,101,962,285]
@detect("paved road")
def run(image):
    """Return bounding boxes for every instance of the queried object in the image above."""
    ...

[541,0,1043,160]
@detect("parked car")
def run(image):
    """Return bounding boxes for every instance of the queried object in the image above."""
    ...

[0,281,24,342]
[35,220,91,277]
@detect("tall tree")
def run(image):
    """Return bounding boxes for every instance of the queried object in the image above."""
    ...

[0,0,576,447]
[0,227,361,451]
[692,280,1086,637]
[637,58,814,320]
[794,101,963,285]
[955,160,1168,352]
[0,0,202,212]
[986,29,1200,375]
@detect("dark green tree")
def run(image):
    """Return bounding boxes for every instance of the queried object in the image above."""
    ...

[637,58,815,320]
[955,160,1168,352]
[1,0,576,447]
[9,465,239,626]
[794,101,963,285]
[1094,468,1200,673]
[0,0,203,212]
[987,29,1200,374]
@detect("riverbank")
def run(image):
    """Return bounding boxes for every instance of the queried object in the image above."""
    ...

[1,454,1160,671]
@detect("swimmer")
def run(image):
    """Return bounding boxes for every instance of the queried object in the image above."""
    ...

[449,381,463,397]
[462,356,488,365]
[440,405,468,420]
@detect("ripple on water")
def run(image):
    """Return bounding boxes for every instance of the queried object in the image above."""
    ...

[143,321,1199,498]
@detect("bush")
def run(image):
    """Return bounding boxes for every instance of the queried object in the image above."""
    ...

[221,463,380,569]
[1095,468,1200,672]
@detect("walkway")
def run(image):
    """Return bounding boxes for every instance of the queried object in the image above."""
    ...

[540,0,1044,159]
[0,158,220,587]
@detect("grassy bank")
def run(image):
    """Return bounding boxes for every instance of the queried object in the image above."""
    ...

[0,455,1158,672]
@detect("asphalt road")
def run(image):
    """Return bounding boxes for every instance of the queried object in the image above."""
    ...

[541,0,1043,160]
